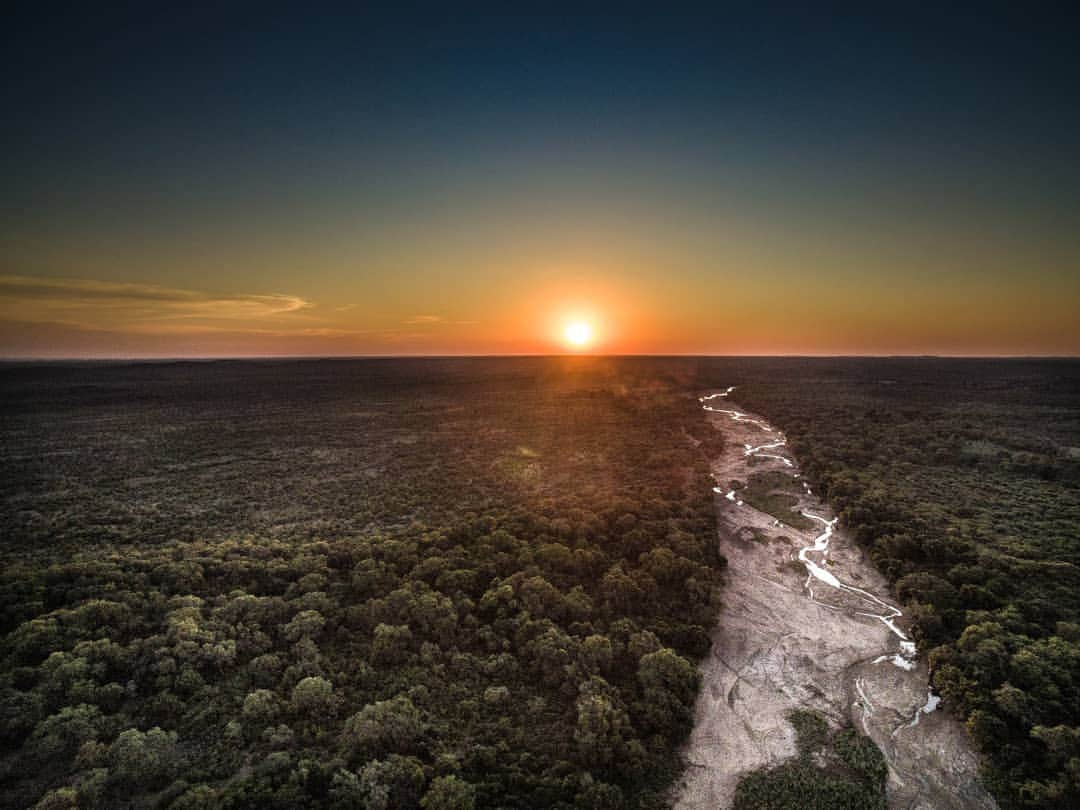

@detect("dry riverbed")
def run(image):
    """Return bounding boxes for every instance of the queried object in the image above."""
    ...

[672,389,996,810]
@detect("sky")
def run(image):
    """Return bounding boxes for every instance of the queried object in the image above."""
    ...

[2,3,1078,357]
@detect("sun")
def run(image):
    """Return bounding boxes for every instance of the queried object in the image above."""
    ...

[564,321,593,349]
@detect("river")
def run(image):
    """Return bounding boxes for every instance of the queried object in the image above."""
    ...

[673,388,995,809]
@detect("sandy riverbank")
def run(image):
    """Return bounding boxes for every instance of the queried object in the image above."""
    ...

[672,389,995,810]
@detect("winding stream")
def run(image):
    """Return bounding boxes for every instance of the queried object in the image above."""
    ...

[700,386,922,675]
[676,387,995,808]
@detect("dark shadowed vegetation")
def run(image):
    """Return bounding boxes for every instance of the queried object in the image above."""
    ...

[0,358,725,808]
[738,471,816,532]
[732,709,886,810]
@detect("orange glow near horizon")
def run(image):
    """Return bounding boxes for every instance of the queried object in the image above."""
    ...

[1,267,1079,358]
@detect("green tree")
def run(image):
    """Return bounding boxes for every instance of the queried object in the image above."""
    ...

[372,623,414,666]
[581,634,614,674]
[284,609,326,643]
[574,680,631,766]
[358,755,426,810]
[290,676,340,729]
[32,788,78,810]
[29,703,105,760]
[637,648,699,704]
[421,775,477,810]
[242,688,280,728]
[109,726,183,788]
[343,694,425,758]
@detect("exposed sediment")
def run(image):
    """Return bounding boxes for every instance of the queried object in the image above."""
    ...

[673,388,995,810]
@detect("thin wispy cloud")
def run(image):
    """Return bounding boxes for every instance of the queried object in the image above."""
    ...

[402,315,478,326]
[0,275,312,333]
[378,331,435,343]
[403,314,444,325]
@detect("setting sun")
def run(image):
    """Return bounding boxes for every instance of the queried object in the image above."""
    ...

[564,321,593,349]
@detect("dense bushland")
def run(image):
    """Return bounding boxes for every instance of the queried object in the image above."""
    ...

[0,359,725,808]
[6,356,1076,808]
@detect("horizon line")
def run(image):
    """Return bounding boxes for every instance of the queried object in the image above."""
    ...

[2,353,1079,363]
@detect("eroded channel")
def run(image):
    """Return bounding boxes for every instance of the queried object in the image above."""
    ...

[673,388,995,809]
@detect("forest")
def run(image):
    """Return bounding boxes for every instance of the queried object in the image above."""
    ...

[709,358,1080,809]
[0,358,727,809]
[3,356,1076,809]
